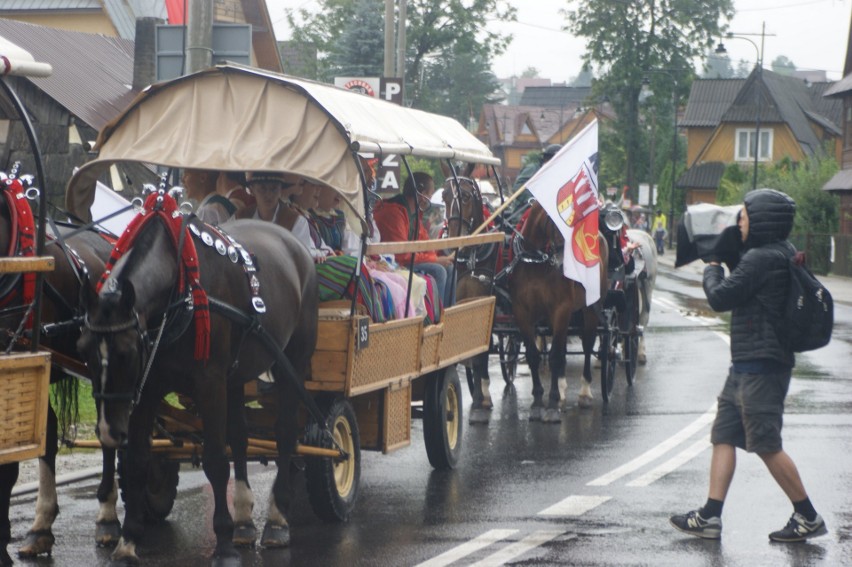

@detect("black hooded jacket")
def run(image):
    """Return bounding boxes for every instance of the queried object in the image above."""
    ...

[702,189,796,367]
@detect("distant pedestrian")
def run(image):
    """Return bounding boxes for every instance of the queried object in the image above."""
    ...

[669,189,827,543]
[652,209,667,254]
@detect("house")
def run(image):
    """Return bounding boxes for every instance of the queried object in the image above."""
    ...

[476,85,611,185]
[0,0,282,72]
[678,68,842,205]
[823,11,852,238]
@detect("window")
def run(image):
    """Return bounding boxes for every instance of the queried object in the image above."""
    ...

[735,128,773,162]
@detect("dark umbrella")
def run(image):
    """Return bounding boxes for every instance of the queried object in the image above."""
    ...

[676,203,744,271]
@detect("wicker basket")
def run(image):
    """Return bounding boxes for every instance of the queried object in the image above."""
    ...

[0,352,51,465]
[419,324,442,373]
[438,297,495,367]
[383,383,411,452]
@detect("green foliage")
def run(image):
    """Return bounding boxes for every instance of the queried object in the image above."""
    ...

[520,66,540,78]
[417,50,503,125]
[399,157,444,194]
[567,0,733,197]
[521,150,543,169]
[328,0,385,78]
[771,55,796,76]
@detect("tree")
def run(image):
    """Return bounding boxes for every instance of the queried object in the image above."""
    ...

[417,50,503,125]
[328,0,385,78]
[771,55,796,76]
[569,64,594,87]
[704,49,734,78]
[565,0,733,206]
[520,66,540,78]
[287,0,516,107]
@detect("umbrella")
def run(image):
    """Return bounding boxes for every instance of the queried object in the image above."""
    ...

[675,203,743,270]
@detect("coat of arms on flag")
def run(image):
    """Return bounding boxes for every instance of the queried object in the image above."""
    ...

[525,120,602,305]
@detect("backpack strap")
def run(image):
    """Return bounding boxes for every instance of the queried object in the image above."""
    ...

[206,194,238,216]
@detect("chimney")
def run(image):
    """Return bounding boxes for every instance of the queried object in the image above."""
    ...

[133,17,161,91]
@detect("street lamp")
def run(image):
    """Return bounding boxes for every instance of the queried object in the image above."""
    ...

[642,71,679,249]
[715,23,767,190]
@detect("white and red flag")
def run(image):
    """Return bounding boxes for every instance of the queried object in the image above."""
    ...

[526,120,601,305]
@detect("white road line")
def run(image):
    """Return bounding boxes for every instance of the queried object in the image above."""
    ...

[537,495,611,517]
[468,529,571,567]
[586,402,717,486]
[626,434,712,487]
[414,529,519,567]
[653,297,679,310]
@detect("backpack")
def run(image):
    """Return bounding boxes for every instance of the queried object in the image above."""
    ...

[780,251,833,352]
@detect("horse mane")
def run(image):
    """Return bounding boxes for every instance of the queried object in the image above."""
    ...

[522,204,564,251]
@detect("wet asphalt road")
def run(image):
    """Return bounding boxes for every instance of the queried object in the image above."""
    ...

[8,261,852,566]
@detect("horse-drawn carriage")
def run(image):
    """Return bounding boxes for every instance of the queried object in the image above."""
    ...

[56,63,506,564]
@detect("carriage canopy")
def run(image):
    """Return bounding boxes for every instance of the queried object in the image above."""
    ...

[66,63,499,226]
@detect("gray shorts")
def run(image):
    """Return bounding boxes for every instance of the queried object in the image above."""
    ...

[710,367,792,454]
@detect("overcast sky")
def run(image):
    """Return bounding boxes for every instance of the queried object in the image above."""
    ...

[267,0,851,81]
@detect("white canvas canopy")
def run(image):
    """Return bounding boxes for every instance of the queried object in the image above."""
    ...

[66,63,499,227]
[0,35,52,77]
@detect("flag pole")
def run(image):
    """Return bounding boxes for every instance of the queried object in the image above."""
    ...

[469,182,529,236]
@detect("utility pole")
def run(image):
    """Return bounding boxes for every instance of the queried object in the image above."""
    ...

[384,0,394,77]
[186,0,213,74]
[396,0,407,83]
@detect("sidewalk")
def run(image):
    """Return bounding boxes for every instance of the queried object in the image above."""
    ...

[656,245,852,306]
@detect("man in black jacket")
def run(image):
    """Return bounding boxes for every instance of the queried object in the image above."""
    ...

[669,189,827,543]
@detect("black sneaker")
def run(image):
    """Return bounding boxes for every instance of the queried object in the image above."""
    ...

[769,513,827,543]
[669,509,722,539]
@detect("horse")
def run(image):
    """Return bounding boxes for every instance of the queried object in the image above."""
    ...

[76,190,317,566]
[0,173,120,566]
[442,175,512,424]
[508,202,609,421]
[625,228,657,364]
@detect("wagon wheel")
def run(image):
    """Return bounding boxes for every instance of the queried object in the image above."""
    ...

[497,333,520,385]
[423,366,463,470]
[305,396,361,523]
[143,455,180,523]
[599,309,619,404]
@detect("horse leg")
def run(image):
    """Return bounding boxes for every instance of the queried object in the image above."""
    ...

[0,463,18,567]
[261,369,300,548]
[228,384,256,547]
[544,324,568,423]
[94,447,121,547]
[469,353,491,424]
[18,406,59,558]
[110,398,159,565]
[518,322,544,421]
[578,312,598,409]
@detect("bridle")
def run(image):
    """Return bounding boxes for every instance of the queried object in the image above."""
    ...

[444,178,482,236]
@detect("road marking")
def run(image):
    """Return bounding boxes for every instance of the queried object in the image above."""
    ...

[414,529,518,567]
[537,495,611,517]
[586,402,717,486]
[468,529,571,567]
[627,434,712,487]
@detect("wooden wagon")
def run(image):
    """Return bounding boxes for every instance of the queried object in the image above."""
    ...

[65,64,505,521]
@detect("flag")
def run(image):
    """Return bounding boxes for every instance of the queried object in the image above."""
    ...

[526,120,601,305]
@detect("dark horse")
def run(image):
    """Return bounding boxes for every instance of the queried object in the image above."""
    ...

[508,202,608,422]
[442,176,504,424]
[77,190,317,565]
[0,175,119,566]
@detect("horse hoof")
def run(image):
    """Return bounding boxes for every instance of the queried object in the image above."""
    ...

[481,398,494,410]
[95,519,122,547]
[469,408,491,424]
[542,408,562,423]
[261,523,290,548]
[529,406,544,421]
[233,521,257,547]
[638,354,647,365]
[17,529,54,558]
[578,395,593,409]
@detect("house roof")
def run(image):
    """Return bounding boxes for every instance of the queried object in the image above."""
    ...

[0,19,138,131]
[0,0,167,40]
[519,85,592,108]
[676,161,725,189]
[683,69,841,157]
[823,168,852,191]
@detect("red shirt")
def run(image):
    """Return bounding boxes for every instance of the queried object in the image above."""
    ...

[373,196,438,264]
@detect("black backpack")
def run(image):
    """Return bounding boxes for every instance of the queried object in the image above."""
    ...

[779,250,833,352]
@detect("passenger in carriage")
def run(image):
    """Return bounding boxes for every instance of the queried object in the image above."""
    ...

[235,171,302,229]
[372,171,456,310]
[215,170,254,212]
[182,168,237,225]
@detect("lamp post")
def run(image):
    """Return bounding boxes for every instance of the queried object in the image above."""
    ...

[715,23,767,190]
[643,71,679,249]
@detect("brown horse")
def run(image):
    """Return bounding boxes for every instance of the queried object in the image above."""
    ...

[0,175,120,565]
[442,176,505,423]
[508,202,608,422]
[76,189,317,566]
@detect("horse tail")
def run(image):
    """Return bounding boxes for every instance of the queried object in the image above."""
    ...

[52,374,80,444]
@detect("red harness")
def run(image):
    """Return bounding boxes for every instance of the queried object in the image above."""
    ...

[97,192,210,361]
[1,176,36,325]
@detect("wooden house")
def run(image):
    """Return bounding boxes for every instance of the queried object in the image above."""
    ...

[823,10,852,237]
[678,68,842,205]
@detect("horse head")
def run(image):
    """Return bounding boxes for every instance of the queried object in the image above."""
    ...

[443,177,484,238]
[520,202,564,252]
[77,217,179,449]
